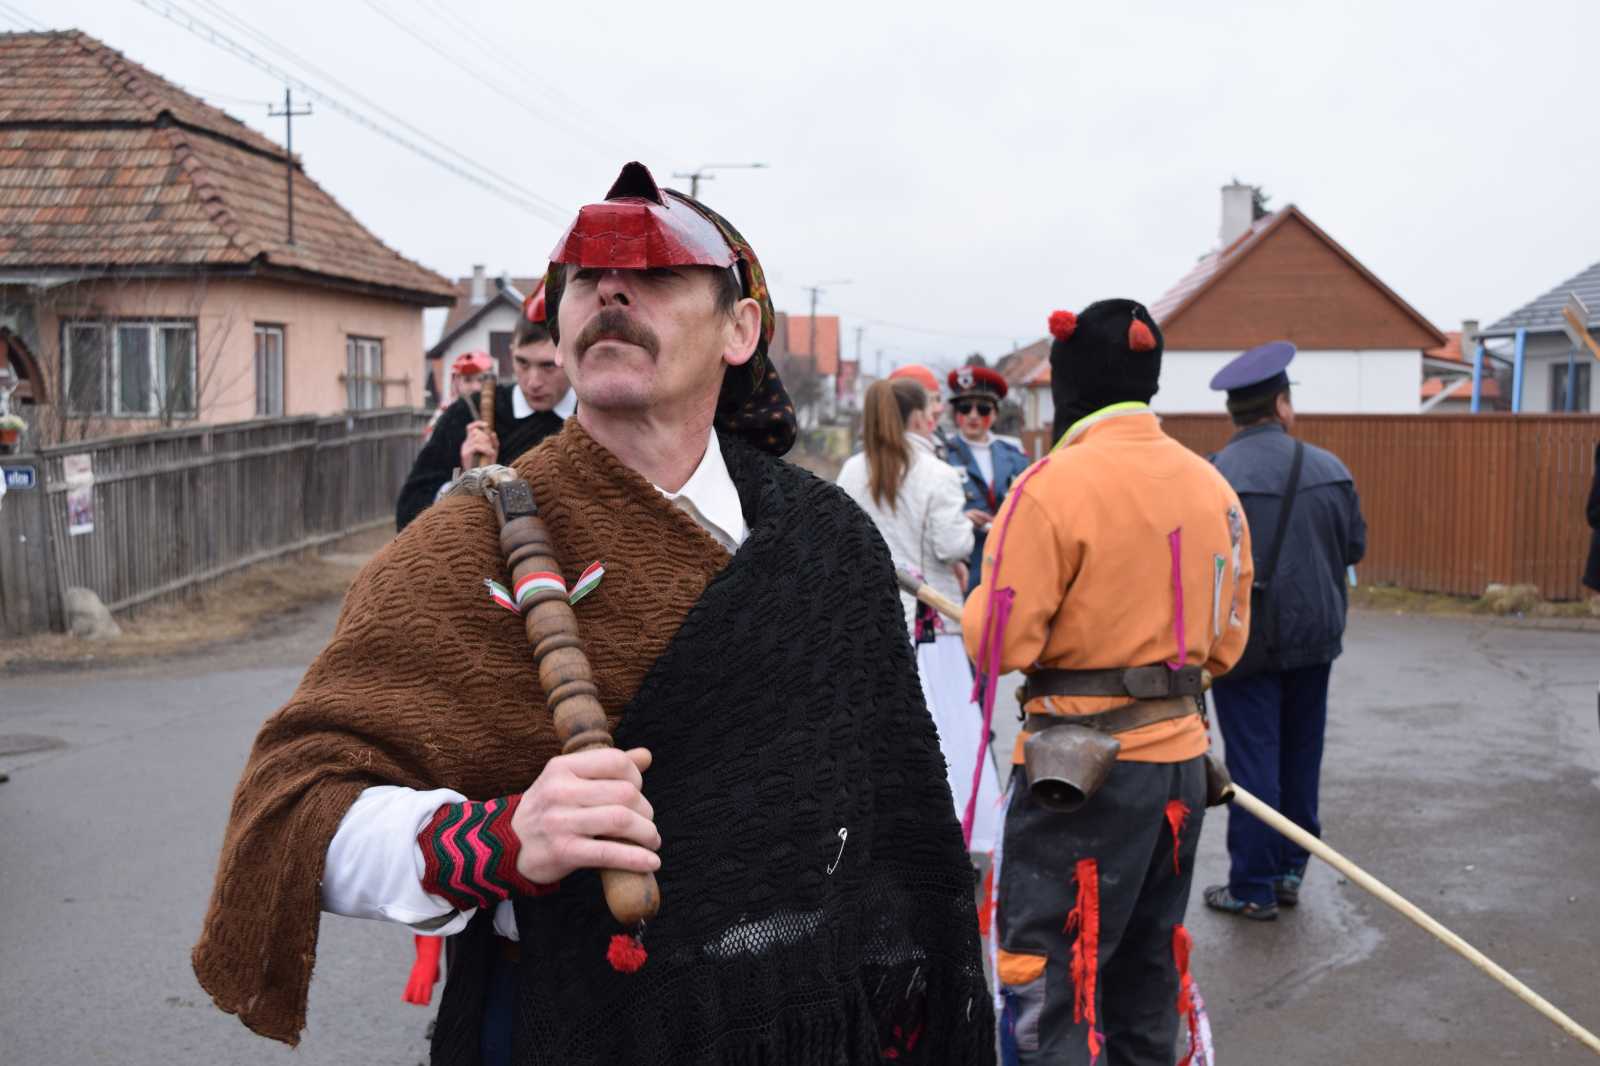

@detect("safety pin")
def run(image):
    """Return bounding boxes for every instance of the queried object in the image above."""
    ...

[826,827,848,875]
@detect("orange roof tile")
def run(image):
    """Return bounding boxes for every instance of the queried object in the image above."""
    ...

[0,31,454,304]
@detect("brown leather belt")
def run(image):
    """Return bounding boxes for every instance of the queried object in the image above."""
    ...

[1022,663,1204,702]
[1025,696,1199,737]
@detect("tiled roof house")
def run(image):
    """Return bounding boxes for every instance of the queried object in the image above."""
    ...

[1480,259,1600,412]
[1147,184,1444,413]
[0,30,455,441]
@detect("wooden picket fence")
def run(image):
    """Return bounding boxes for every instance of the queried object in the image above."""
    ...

[1021,413,1600,602]
[0,409,426,637]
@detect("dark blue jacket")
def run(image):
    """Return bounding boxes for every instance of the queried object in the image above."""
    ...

[1212,423,1367,669]
[946,434,1031,593]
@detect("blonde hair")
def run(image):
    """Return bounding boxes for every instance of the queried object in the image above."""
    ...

[863,378,928,510]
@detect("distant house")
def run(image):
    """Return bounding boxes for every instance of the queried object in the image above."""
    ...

[1420,330,1507,413]
[0,30,455,443]
[771,312,841,421]
[1147,184,1446,413]
[427,267,543,397]
[1479,260,1600,412]
[997,338,1051,433]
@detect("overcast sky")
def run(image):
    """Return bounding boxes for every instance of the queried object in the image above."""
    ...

[16,0,1600,373]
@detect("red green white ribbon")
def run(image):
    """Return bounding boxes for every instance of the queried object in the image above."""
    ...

[485,562,604,615]
[569,561,604,605]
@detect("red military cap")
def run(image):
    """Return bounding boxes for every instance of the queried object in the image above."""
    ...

[451,350,494,375]
[947,365,1008,403]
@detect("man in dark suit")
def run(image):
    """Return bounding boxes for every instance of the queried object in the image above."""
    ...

[396,290,573,530]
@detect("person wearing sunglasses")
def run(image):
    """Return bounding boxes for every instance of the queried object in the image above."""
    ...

[945,365,1029,593]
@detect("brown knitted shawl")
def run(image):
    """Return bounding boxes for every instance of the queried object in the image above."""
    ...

[191,418,731,1045]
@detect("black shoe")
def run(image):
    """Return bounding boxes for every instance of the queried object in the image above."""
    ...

[1203,884,1279,921]
[1274,868,1305,907]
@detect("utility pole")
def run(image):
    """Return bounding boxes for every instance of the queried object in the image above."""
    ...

[801,280,851,370]
[671,162,767,199]
[854,326,864,365]
[268,88,312,245]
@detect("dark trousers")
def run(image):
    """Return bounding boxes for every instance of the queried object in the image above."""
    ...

[997,757,1206,1066]
[1211,662,1332,907]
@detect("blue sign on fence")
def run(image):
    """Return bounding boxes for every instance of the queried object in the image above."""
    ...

[3,465,37,490]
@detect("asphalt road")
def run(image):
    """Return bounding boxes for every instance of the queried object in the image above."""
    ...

[1,606,1596,1065]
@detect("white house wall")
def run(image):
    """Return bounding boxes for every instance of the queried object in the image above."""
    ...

[438,305,522,362]
[1153,349,1421,413]
[1509,332,1593,412]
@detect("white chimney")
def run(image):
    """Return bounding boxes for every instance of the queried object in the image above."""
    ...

[1219,182,1255,247]
[469,264,487,305]
[1460,319,1478,360]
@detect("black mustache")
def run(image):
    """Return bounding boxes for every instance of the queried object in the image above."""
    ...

[575,308,659,358]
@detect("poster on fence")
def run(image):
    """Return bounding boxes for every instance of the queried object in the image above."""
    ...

[63,452,94,536]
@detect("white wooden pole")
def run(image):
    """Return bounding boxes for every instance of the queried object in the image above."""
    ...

[1225,783,1600,1056]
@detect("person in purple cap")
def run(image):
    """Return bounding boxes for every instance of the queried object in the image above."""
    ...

[1202,341,1367,921]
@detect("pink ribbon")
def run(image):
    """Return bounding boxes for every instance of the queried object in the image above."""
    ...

[963,458,1050,846]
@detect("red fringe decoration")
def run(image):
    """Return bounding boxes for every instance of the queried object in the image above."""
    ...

[1048,310,1078,341]
[1164,800,1190,874]
[1174,924,1201,1066]
[402,934,443,1006]
[1063,858,1102,1063]
[1128,317,1157,352]
[607,933,648,974]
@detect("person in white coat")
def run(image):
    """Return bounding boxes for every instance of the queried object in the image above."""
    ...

[838,377,1003,853]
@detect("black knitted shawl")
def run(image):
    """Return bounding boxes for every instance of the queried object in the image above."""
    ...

[430,437,994,1065]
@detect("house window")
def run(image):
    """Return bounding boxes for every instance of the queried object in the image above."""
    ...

[489,330,513,376]
[63,319,197,418]
[346,336,384,410]
[255,325,285,416]
[1551,361,1592,412]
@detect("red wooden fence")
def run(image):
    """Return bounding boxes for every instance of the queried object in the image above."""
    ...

[1020,414,1600,601]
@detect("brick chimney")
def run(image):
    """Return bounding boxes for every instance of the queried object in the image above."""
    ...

[1219,182,1256,247]
[469,264,487,305]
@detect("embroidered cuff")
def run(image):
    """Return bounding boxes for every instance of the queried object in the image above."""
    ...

[417,795,556,910]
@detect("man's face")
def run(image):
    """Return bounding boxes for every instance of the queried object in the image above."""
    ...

[556,265,758,418]
[927,390,946,425]
[953,396,995,441]
[512,339,568,412]
[453,370,483,400]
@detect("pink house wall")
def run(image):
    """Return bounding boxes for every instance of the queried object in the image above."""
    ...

[32,275,427,433]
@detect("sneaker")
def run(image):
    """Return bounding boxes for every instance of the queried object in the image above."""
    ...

[1275,868,1305,908]
[1203,884,1279,921]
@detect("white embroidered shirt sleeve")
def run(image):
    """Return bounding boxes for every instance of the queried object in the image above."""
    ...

[322,784,475,935]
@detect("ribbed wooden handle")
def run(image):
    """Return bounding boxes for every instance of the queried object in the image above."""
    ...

[498,502,661,926]
[474,375,497,469]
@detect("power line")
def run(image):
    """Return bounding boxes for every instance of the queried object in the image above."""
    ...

[131,0,567,223]
[409,0,660,158]
[372,0,658,162]
[829,306,1018,343]
[178,0,565,216]
[0,0,44,30]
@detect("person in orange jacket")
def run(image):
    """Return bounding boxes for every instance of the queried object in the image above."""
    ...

[963,299,1253,1066]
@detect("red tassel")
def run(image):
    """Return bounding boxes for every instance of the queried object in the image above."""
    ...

[1063,858,1102,1063]
[1164,800,1190,874]
[1174,924,1201,1066]
[1128,317,1157,352]
[402,934,443,1006]
[1048,310,1078,341]
[607,933,648,974]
